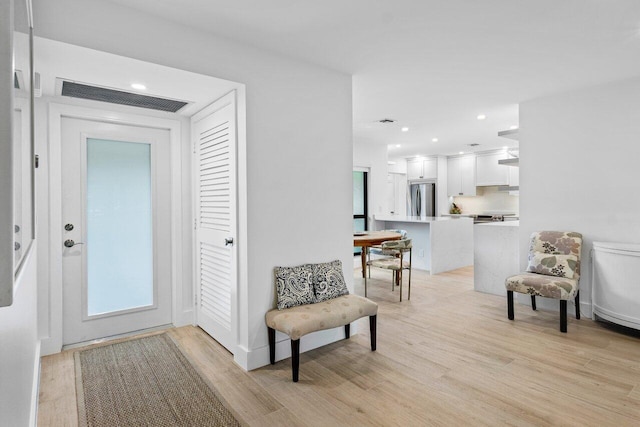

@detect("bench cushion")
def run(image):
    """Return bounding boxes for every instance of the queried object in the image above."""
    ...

[265,294,378,341]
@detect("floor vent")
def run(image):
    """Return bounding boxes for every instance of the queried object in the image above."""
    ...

[61,80,188,113]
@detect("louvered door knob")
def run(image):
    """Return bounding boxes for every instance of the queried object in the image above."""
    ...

[64,239,85,248]
[224,237,234,246]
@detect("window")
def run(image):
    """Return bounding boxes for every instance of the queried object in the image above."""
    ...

[353,170,368,255]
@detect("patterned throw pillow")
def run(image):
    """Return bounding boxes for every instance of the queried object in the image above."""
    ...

[312,260,349,303]
[526,253,578,279]
[275,264,315,310]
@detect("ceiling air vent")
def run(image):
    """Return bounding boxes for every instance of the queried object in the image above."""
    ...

[378,118,396,123]
[467,143,480,147]
[60,80,188,113]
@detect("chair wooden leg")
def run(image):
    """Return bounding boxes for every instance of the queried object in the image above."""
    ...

[268,327,276,364]
[408,266,411,301]
[391,271,395,291]
[364,273,367,298]
[531,295,537,311]
[560,300,567,333]
[291,339,300,382]
[344,324,350,339]
[507,291,514,320]
[399,269,403,302]
[575,292,580,319]
[369,315,377,351]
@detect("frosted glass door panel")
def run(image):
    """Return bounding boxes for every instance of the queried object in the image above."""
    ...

[86,139,153,316]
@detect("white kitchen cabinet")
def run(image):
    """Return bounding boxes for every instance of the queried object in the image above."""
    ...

[407,157,437,180]
[476,151,509,186]
[447,154,476,196]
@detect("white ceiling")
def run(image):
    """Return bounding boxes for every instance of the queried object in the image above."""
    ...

[102,1,640,156]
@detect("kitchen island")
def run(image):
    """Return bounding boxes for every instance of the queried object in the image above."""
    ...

[374,215,473,274]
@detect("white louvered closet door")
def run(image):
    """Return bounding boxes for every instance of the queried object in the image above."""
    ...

[192,91,237,353]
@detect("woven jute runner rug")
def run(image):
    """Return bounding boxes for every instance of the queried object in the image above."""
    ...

[74,333,242,426]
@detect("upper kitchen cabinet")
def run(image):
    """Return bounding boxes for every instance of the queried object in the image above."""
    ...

[407,157,437,180]
[476,151,509,186]
[447,154,476,196]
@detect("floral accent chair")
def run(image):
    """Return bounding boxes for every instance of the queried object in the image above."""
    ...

[505,231,583,332]
[368,238,412,301]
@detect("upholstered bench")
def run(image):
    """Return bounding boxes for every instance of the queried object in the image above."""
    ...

[265,260,378,382]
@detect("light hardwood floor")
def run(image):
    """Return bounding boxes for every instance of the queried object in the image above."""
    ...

[38,266,640,426]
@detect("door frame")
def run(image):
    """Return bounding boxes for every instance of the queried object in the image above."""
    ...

[43,103,186,355]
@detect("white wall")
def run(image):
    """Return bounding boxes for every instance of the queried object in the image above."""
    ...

[33,0,353,370]
[354,140,388,229]
[0,247,39,427]
[520,75,640,315]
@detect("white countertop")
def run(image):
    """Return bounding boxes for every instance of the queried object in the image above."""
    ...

[375,214,473,223]
[474,220,519,227]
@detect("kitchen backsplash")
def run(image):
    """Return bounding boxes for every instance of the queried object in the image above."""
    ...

[450,186,519,215]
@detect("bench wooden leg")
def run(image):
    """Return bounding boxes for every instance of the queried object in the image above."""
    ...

[291,339,300,382]
[344,324,350,339]
[531,295,537,310]
[369,315,377,351]
[268,327,276,365]
[507,291,514,320]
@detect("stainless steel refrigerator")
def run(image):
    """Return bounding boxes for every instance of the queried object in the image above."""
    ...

[408,182,436,217]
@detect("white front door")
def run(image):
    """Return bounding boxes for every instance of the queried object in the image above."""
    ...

[192,91,237,353]
[61,117,172,345]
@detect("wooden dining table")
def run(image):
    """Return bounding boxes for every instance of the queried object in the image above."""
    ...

[353,231,402,279]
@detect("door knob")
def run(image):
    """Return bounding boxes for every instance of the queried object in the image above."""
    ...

[224,237,234,246]
[64,239,85,248]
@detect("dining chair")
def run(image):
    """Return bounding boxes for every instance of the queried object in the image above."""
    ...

[368,238,412,301]
[505,231,582,332]
[367,229,407,278]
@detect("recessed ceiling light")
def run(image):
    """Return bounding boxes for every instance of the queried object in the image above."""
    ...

[131,83,146,90]
[503,146,508,149]
[477,114,486,120]
[459,151,464,154]
[510,125,518,130]
[401,127,409,132]
[388,161,396,165]
[432,138,438,142]
[395,144,401,148]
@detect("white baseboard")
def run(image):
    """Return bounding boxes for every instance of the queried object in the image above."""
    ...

[174,308,194,327]
[29,340,41,427]
[39,336,61,357]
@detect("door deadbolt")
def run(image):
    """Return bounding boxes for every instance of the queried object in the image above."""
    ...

[64,239,84,248]
[64,223,74,231]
